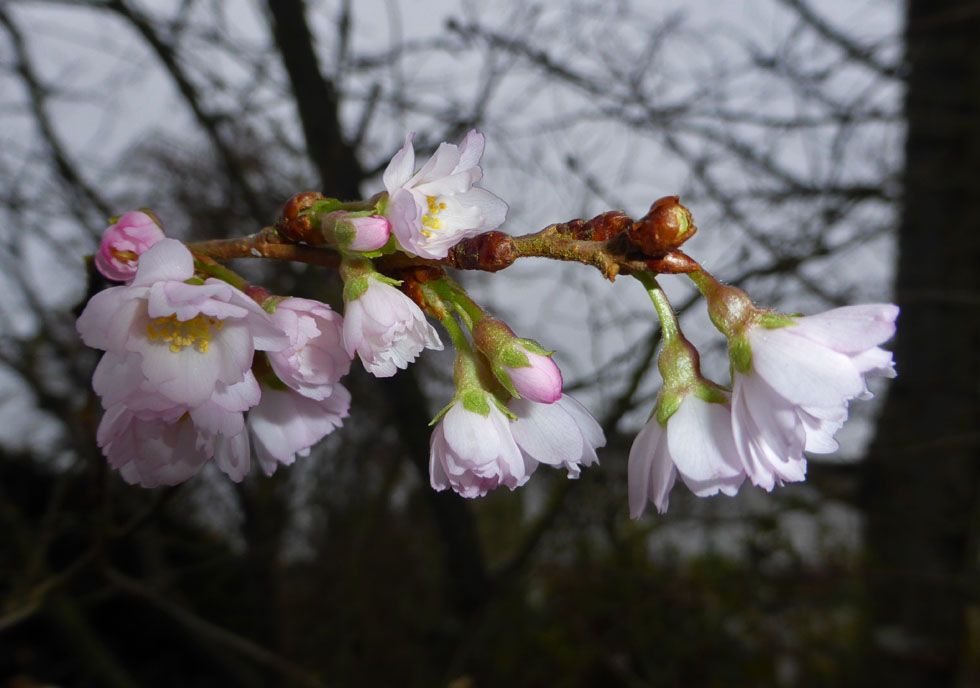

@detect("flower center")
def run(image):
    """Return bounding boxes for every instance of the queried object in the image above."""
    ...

[421,196,447,237]
[145,313,223,353]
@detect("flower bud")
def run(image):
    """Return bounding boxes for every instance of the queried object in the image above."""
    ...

[276,192,327,243]
[473,318,563,404]
[332,214,391,252]
[628,196,697,255]
[94,211,165,282]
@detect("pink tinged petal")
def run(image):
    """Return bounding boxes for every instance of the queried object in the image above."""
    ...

[627,419,675,517]
[799,408,842,454]
[851,346,896,380]
[383,133,417,192]
[248,386,349,474]
[749,326,865,407]
[509,398,583,466]
[211,321,255,385]
[508,350,563,404]
[739,372,807,459]
[213,429,251,482]
[453,187,508,231]
[666,397,743,482]
[731,377,808,490]
[454,129,486,173]
[76,287,132,350]
[138,342,220,407]
[429,425,452,492]
[412,141,462,186]
[130,238,195,287]
[558,395,606,451]
[788,303,899,354]
[93,351,147,407]
[443,404,501,463]
[679,472,745,498]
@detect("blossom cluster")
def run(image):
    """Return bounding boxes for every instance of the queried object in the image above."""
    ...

[77,129,897,518]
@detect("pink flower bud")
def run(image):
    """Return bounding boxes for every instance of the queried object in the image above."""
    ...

[504,348,563,403]
[339,215,391,252]
[94,211,166,282]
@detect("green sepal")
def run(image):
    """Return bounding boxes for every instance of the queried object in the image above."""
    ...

[334,221,357,248]
[497,347,530,370]
[373,273,402,288]
[655,389,684,426]
[757,311,796,329]
[729,334,752,373]
[107,214,122,225]
[343,275,370,303]
[262,295,288,314]
[354,234,398,259]
[429,400,455,426]
[693,383,728,406]
[300,198,343,220]
[490,392,517,421]
[460,389,491,416]
[517,338,552,357]
[185,277,206,286]
[490,362,520,398]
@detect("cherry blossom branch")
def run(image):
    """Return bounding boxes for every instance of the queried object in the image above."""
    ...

[186,196,702,282]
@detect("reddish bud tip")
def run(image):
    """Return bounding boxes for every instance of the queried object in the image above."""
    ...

[628,196,697,255]
[449,231,516,272]
[277,192,327,243]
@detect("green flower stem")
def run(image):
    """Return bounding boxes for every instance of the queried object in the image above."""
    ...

[427,278,486,331]
[634,272,680,344]
[192,257,248,290]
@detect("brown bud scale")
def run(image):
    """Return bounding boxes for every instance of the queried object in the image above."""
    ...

[628,196,697,256]
[449,231,516,272]
[276,192,327,244]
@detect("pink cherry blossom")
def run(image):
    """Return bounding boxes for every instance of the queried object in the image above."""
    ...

[94,211,166,282]
[505,348,563,404]
[342,278,442,377]
[429,400,527,498]
[96,385,255,488]
[628,395,744,517]
[508,394,604,478]
[383,130,508,259]
[266,297,351,400]
[731,303,898,490]
[77,239,287,408]
[248,385,350,475]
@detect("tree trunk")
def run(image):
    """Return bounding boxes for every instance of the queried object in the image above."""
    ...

[862,1,980,685]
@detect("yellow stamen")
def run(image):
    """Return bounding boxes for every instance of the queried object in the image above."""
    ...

[144,314,218,354]
[421,195,446,234]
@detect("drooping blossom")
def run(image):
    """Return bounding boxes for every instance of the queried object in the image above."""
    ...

[382,129,508,259]
[429,397,527,498]
[628,394,745,517]
[730,303,898,490]
[96,372,260,487]
[508,394,604,478]
[248,384,351,475]
[94,211,166,282]
[341,263,442,378]
[265,297,351,400]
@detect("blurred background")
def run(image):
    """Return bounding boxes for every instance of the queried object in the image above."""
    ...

[0,0,976,686]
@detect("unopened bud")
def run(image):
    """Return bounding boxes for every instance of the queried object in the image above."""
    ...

[95,211,166,282]
[330,214,392,252]
[628,196,696,255]
[473,318,563,403]
[277,192,327,243]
